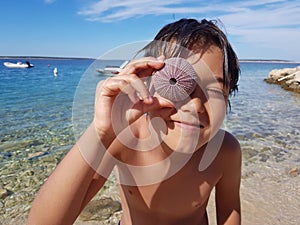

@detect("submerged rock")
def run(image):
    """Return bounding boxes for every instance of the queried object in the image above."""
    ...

[288,167,299,176]
[79,197,122,221]
[264,66,300,93]
[0,188,9,199]
[28,151,49,160]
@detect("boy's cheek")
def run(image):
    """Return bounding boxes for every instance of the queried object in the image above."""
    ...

[205,97,227,139]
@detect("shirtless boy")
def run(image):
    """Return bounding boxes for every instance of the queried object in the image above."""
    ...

[28,18,241,225]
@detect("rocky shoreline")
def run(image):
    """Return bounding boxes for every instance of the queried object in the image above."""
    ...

[264,65,300,93]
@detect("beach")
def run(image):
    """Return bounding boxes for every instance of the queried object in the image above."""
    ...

[0,59,299,224]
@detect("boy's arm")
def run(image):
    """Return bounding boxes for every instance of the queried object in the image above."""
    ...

[215,132,242,225]
[27,57,167,225]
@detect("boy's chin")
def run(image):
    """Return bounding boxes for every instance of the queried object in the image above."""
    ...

[162,127,210,154]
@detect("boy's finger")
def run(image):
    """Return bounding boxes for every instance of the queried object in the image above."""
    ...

[134,97,174,115]
[128,75,153,103]
[121,83,140,104]
[120,58,165,78]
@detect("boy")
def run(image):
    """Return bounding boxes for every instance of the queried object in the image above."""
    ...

[28,18,241,225]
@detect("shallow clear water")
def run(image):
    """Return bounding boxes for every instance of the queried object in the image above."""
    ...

[0,59,299,224]
[1,59,89,162]
[222,62,300,225]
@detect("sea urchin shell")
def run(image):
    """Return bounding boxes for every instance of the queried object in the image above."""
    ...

[153,57,198,102]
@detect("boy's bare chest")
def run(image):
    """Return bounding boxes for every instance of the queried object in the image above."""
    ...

[116,138,222,218]
[120,161,220,218]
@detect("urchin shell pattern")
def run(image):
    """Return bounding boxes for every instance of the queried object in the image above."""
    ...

[153,57,198,102]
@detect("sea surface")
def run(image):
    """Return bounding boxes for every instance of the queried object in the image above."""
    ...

[0,58,299,224]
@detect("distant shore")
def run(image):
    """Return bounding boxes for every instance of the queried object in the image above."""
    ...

[239,59,300,64]
[1,56,299,64]
[0,56,95,60]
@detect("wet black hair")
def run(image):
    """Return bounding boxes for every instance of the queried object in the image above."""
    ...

[140,18,240,96]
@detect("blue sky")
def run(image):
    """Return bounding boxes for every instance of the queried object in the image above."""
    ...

[1,0,299,61]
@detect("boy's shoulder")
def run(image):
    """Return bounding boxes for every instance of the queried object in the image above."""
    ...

[215,129,241,171]
[198,130,241,172]
[221,130,241,152]
[217,129,241,161]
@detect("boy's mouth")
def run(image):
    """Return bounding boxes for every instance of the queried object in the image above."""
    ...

[172,121,204,130]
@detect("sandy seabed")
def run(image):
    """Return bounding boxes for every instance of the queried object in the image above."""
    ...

[1,165,299,225]
[2,180,299,225]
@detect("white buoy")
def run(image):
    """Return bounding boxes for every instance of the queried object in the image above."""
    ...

[53,67,58,76]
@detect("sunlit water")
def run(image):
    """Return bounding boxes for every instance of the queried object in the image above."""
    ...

[0,59,299,224]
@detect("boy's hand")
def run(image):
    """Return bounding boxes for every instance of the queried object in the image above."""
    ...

[93,56,171,142]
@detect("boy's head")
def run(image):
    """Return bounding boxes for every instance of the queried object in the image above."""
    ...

[135,18,240,152]
[141,18,240,97]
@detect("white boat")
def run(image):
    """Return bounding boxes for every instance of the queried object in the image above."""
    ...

[3,61,34,68]
[97,60,129,75]
[53,67,58,76]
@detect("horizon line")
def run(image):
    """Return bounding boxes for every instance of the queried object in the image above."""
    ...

[0,56,299,64]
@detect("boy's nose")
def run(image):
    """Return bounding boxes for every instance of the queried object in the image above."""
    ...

[176,97,206,114]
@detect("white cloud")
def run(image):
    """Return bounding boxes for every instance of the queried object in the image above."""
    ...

[217,1,300,60]
[78,0,300,23]
[78,0,236,22]
[78,0,300,60]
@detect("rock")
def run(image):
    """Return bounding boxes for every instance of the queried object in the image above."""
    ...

[28,151,49,160]
[25,170,35,176]
[79,197,122,221]
[288,167,299,176]
[265,65,300,93]
[294,71,300,82]
[0,188,8,199]
[268,68,297,80]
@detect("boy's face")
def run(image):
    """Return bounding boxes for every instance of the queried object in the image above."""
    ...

[149,45,228,152]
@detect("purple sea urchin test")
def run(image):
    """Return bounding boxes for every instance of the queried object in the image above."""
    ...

[153,58,198,102]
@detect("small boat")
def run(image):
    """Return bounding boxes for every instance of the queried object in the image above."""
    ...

[53,67,58,76]
[97,60,129,75]
[3,61,34,68]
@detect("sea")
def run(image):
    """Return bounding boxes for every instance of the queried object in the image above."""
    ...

[0,58,299,224]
